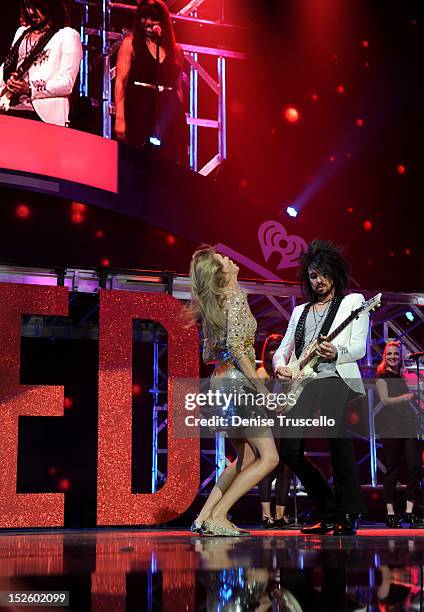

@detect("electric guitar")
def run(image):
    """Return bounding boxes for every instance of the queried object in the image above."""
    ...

[280,293,382,409]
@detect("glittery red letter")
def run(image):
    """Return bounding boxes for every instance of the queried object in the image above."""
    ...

[0,283,68,528]
[97,290,199,525]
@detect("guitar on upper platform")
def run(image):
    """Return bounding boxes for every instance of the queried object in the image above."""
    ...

[279,293,382,409]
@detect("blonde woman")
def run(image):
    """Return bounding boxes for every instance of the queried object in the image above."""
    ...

[189,245,279,536]
[375,341,422,528]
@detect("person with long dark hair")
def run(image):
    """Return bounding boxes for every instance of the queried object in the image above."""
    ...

[114,0,188,163]
[188,245,279,536]
[0,0,82,125]
[375,341,423,528]
[257,334,293,528]
[273,240,369,535]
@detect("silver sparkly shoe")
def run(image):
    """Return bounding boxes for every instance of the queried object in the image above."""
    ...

[203,520,250,537]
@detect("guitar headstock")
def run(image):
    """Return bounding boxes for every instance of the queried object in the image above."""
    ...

[358,292,382,316]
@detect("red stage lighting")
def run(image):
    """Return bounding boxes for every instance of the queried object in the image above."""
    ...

[240,178,248,189]
[95,229,105,239]
[100,258,110,267]
[364,62,370,68]
[132,384,142,395]
[64,397,73,410]
[166,234,176,245]
[58,478,71,491]
[355,118,365,127]
[328,155,336,162]
[336,85,345,94]
[348,412,360,425]
[15,204,30,219]
[404,248,412,256]
[361,40,369,48]
[363,220,372,231]
[283,106,300,123]
[347,207,354,214]
[311,93,319,102]
[389,251,395,257]
[71,202,87,224]
[396,163,406,175]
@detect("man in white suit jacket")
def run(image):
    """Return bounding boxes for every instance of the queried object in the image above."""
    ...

[0,0,82,126]
[273,240,369,535]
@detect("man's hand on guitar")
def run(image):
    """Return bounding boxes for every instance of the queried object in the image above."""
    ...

[6,73,30,96]
[317,336,338,361]
[275,366,292,381]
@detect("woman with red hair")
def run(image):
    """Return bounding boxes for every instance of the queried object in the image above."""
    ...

[375,341,422,528]
[257,334,293,528]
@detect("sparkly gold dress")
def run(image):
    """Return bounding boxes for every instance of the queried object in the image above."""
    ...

[202,288,259,425]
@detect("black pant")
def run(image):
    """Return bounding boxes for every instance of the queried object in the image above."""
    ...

[6,109,42,121]
[280,377,366,520]
[258,436,292,505]
[382,438,422,504]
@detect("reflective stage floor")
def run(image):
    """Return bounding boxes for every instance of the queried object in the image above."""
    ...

[0,528,423,611]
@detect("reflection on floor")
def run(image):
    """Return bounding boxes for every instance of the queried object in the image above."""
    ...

[0,528,423,611]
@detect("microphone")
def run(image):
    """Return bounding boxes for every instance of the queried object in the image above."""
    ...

[152,25,162,38]
[409,351,424,360]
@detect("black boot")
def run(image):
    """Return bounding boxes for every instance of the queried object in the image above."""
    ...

[385,514,401,529]
[301,520,336,535]
[333,514,360,536]
[261,516,274,529]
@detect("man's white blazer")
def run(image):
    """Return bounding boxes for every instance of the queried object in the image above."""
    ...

[0,26,82,126]
[272,293,369,395]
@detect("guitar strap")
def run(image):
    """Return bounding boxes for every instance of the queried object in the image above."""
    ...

[294,295,343,358]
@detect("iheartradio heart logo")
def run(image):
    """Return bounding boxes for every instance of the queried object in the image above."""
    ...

[258,220,307,269]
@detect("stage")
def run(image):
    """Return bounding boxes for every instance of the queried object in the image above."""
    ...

[1,527,424,610]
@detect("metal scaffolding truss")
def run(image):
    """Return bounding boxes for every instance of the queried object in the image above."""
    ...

[75,0,246,174]
[0,263,423,492]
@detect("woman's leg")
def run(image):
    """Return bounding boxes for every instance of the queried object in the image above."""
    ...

[208,433,279,530]
[258,468,275,521]
[403,438,422,513]
[195,438,256,525]
[382,438,403,513]
[275,462,292,520]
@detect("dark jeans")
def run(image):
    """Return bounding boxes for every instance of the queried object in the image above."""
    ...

[258,436,292,506]
[382,438,422,504]
[280,377,366,520]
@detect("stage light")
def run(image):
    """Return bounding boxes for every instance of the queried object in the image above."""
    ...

[58,478,71,491]
[363,220,372,231]
[404,248,411,255]
[311,93,319,102]
[405,311,414,322]
[95,229,105,239]
[347,207,354,214]
[132,384,142,395]
[328,155,336,162]
[336,85,345,94]
[361,40,369,48]
[396,163,406,175]
[286,206,298,218]
[166,234,176,245]
[355,118,365,127]
[64,397,73,410]
[15,204,30,219]
[100,258,110,267]
[149,136,162,146]
[283,106,300,123]
[71,202,87,224]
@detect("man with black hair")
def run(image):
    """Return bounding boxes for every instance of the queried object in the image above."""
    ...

[0,0,82,125]
[273,240,369,535]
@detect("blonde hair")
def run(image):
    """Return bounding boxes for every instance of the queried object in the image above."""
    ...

[376,341,403,376]
[188,245,228,346]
